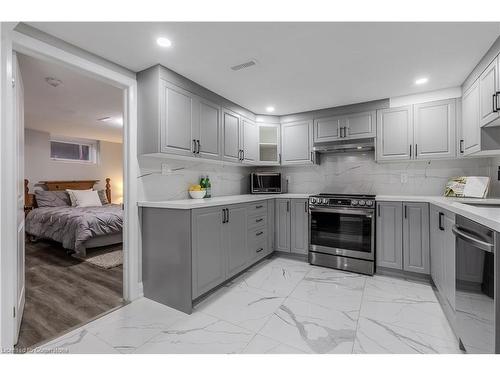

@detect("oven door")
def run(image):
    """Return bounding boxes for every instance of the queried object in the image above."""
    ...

[309,206,375,261]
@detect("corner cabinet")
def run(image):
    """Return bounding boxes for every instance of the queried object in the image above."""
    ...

[275,198,309,254]
[281,120,314,165]
[461,80,481,155]
[479,57,499,127]
[376,201,430,275]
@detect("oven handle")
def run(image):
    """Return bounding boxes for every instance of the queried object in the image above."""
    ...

[309,206,374,217]
[452,225,494,252]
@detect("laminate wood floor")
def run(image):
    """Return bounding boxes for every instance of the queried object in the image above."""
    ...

[16,239,123,350]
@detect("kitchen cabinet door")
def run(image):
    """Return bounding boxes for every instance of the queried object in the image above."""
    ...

[414,99,456,160]
[345,111,376,139]
[376,201,403,270]
[160,81,196,156]
[192,207,225,298]
[461,80,481,156]
[275,199,291,252]
[281,120,313,165]
[223,109,241,163]
[313,115,341,143]
[442,212,456,309]
[402,202,430,274]
[242,118,259,163]
[197,97,222,160]
[479,57,499,127]
[430,205,443,290]
[376,106,413,161]
[225,205,249,277]
[290,199,309,255]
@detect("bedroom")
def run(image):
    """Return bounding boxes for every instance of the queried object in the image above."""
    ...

[15,53,125,350]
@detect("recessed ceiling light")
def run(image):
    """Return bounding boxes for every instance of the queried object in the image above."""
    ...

[415,77,429,85]
[266,106,275,113]
[156,37,172,48]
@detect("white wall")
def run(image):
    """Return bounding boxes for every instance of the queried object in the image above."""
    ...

[255,152,495,197]
[25,128,123,203]
[138,156,250,201]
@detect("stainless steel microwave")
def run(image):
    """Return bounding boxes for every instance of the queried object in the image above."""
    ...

[250,172,282,194]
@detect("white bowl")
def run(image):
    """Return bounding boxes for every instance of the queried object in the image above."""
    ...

[189,190,206,199]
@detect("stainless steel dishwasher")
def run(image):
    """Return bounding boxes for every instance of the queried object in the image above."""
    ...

[453,215,499,354]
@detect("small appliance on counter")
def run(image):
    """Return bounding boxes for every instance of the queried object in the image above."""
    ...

[308,193,376,275]
[250,172,282,194]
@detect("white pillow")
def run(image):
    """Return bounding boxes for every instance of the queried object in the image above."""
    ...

[66,189,92,206]
[67,190,102,207]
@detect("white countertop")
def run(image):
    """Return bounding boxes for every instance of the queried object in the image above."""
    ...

[139,193,500,231]
[137,193,311,209]
[377,195,500,232]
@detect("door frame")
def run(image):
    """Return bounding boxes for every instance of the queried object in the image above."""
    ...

[0,24,141,349]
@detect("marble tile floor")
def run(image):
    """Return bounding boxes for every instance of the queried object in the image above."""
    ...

[36,255,462,354]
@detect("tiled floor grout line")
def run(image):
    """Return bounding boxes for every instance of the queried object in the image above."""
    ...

[350,276,368,353]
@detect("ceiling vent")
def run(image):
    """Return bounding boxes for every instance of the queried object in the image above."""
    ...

[230,59,257,71]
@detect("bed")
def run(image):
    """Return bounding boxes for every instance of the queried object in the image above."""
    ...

[24,178,123,257]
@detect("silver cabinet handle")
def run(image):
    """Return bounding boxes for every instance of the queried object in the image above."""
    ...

[193,139,197,154]
[460,139,464,154]
[415,144,418,158]
[256,205,263,209]
[286,200,290,212]
[305,201,308,212]
[256,218,263,223]
[493,94,498,113]
[496,92,500,112]
[452,225,494,252]
[256,231,264,236]
[196,140,201,154]
[222,208,226,223]
[256,248,263,253]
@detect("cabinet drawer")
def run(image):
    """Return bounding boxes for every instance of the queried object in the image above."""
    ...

[248,213,267,228]
[250,239,267,260]
[248,201,267,216]
[249,227,267,242]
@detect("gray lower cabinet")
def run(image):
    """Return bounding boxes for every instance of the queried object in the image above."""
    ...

[377,201,430,275]
[275,198,308,254]
[192,207,226,298]
[281,120,313,165]
[376,201,403,269]
[225,205,249,277]
[430,204,455,310]
[403,202,430,274]
[275,199,291,252]
[290,199,309,255]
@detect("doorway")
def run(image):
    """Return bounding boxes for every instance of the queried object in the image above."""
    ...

[0,26,140,351]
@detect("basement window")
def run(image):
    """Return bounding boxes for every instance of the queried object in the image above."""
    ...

[50,137,98,164]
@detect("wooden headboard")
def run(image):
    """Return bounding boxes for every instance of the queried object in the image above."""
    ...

[24,178,112,213]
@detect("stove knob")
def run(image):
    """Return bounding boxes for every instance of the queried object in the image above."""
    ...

[352,200,358,206]
[358,200,365,206]
[366,201,373,206]
[310,198,317,204]
[322,198,328,205]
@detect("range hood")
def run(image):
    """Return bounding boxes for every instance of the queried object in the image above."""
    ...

[313,138,375,154]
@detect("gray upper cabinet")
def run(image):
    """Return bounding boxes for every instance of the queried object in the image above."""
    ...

[242,118,259,164]
[413,99,456,160]
[161,81,195,156]
[192,207,226,298]
[313,116,341,142]
[376,201,403,269]
[345,111,376,139]
[223,109,241,163]
[376,106,413,161]
[225,205,249,277]
[197,98,222,160]
[281,120,313,165]
[275,199,291,252]
[290,199,309,255]
[479,57,499,127]
[314,111,376,143]
[461,80,481,155]
[402,202,430,274]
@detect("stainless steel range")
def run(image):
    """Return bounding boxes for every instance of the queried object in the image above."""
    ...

[308,193,376,275]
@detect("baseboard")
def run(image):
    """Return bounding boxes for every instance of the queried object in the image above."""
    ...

[376,266,431,283]
[274,251,307,261]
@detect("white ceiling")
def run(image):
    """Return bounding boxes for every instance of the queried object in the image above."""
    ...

[28,22,500,115]
[18,53,123,142]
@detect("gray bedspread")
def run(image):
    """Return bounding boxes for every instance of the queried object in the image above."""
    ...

[25,204,123,254]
